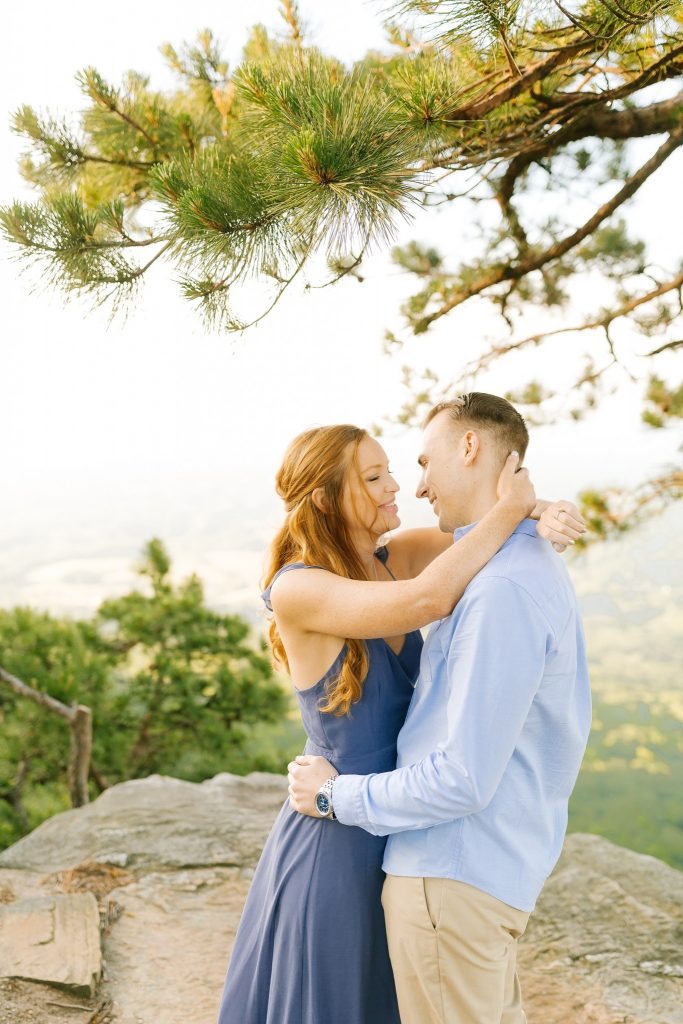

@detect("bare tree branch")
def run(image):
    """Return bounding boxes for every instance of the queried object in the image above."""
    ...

[445,38,599,122]
[463,270,683,373]
[416,124,683,331]
[578,469,683,545]
[0,665,92,807]
[646,338,683,356]
[497,91,683,207]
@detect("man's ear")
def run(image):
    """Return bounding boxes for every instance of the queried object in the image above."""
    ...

[311,487,328,513]
[463,430,480,465]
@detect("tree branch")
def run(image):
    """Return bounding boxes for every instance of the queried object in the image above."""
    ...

[444,39,599,122]
[578,469,683,545]
[280,0,304,45]
[78,152,156,170]
[14,234,171,259]
[498,91,683,205]
[463,269,683,373]
[422,47,683,180]
[646,338,683,356]
[416,125,683,331]
[0,664,74,720]
[237,238,313,329]
[79,71,160,150]
[116,238,173,282]
[0,665,92,807]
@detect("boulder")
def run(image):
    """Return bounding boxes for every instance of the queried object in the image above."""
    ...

[518,832,683,1024]
[0,772,288,873]
[0,773,681,1024]
[0,893,101,996]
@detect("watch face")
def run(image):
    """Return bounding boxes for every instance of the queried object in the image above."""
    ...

[315,793,330,816]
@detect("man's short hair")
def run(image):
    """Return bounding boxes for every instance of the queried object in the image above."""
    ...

[424,392,529,460]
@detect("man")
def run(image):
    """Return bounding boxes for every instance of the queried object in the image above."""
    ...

[288,392,591,1024]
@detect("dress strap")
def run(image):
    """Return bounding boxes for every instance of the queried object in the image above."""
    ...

[374,545,396,581]
[261,562,328,613]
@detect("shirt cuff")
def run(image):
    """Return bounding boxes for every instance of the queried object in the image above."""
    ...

[332,774,368,827]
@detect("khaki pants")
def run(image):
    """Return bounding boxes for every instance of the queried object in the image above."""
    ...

[382,875,530,1024]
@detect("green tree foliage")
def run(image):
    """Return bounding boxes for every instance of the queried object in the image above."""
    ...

[0,610,115,847]
[1,1,682,527]
[95,538,285,779]
[0,539,286,849]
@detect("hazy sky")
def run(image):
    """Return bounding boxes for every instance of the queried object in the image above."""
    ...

[2,0,681,617]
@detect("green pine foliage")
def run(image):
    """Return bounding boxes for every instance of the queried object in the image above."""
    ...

[0,539,287,849]
[0,610,116,847]
[1,1,682,520]
[3,3,681,335]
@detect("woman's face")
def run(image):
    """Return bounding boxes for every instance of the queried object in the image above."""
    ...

[342,435,400,539]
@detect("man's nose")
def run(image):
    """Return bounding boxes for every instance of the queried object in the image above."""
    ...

[416,473,427,499]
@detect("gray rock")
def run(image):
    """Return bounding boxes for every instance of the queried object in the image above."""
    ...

[0,772,288,873]
[0,893,101,996]
[519,832,683,1023]
[1,774,682,1024]
[102,867,250,1024]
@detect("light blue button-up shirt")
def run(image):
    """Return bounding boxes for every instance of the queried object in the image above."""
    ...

[333,519,591,912]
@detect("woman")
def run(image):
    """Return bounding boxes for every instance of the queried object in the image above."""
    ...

[216,424,583,1024]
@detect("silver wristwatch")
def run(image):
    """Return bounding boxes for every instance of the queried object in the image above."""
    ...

[314,775,338,819]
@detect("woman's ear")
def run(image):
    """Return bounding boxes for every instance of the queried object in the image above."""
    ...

[311,487,328,513]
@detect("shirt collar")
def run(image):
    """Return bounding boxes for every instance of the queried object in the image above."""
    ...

[454,517,538,542]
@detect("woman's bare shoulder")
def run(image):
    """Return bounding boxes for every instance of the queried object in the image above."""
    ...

[269,564,332,609]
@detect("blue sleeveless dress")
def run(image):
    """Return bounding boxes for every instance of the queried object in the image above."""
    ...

[216,549,423,1024]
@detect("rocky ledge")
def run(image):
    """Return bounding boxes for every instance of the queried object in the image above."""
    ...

[0,773,681,1024]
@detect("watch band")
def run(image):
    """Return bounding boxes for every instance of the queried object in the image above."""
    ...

[315,775,338,819]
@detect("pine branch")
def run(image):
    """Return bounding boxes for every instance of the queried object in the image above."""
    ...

[431,32,682,162]
[497,90,683,207]
[279,0,304,45]
[413,124,683,331]
[3,6,682,346]
[0,199,168,254]
[646,338,683,356]
[232,54,419,250]
[77,68,159,150]
[461,270,683,374]
[240,239,312,329]
[535,42,683,109]
[444,38,598,121]
[0,665,74,721]
[308,243,369,289]
[102,239,173,286]
[160,30,229,85]
[577,469,683,545]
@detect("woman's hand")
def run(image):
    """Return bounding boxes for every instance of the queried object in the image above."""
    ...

[496,452,536,516]
[537,500,586,552]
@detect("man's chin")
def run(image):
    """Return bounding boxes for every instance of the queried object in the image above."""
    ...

[438,512,455,534]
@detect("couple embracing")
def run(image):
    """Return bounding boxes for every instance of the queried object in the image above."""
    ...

[216,392,591,1024]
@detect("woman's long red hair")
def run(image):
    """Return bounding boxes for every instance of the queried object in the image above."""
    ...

[263,425,375,716]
